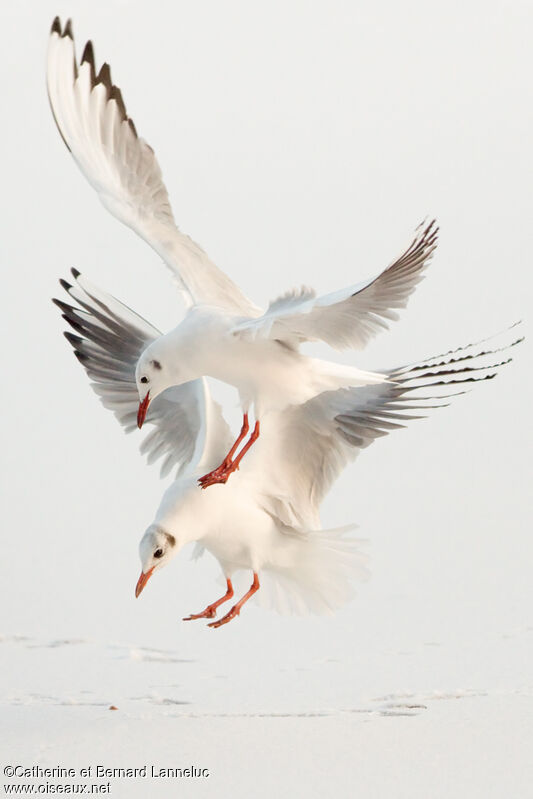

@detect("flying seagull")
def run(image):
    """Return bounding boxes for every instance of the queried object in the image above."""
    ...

[47,18,438,487]
[52,271,522,625]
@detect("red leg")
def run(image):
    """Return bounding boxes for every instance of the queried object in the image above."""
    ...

[208,573,260,628]
[200,421,260,489]
[227,421,260,472]
[182,579,234,621]
[198,414,249,487]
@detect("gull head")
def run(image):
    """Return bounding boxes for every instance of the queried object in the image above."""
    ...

[135,525,179,598]
[135,331,199,428]
[135,342,170,428]
[135,346,168,428]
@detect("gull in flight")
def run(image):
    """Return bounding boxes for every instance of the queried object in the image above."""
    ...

[47,18,438,488]
[52,273,522,626]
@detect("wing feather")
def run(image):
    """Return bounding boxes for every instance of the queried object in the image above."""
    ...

[233,220,438,349]
[53,270,233,475]
[252,327,522,529]
[47,18,256,314]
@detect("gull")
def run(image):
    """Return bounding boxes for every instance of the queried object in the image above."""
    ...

[47,18,438,488]
[53,272,522,626]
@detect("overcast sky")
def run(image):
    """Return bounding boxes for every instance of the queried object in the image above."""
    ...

[1,1,531,672]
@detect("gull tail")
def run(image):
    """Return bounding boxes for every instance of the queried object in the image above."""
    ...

[255,525,369,616]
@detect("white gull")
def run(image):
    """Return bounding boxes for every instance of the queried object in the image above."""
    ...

[47,18,438,487]
[53,273,522,626]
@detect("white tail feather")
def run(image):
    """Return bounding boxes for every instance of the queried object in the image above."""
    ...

[254,527,369,616]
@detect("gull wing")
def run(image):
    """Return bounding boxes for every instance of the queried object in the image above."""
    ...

[233,220,438,349]
[53,270,233,476]
[253,326,522,529]
[47,18,256,315]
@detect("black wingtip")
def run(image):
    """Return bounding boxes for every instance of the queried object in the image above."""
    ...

[51,16,61,35]
[62,315,84,334]
[81,40,94,66]
[71,267,81,279]
[59,278,72,292]
[63,18,73,39]
[74,350,89,364]
[52,297,71,311]
[109,85,127,122]
[63,331,83,347]
[81,40,96,85]
[96,63,112,93]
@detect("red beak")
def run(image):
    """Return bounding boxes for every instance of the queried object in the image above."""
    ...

[135,566,154,598]
[137,391,150,428]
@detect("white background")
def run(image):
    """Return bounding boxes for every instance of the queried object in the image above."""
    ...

[1,1,532,797]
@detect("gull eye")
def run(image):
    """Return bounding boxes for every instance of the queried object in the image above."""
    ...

[140,376,148,384]
[154,548,163,559]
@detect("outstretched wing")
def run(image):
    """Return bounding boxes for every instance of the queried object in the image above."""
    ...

[53,270,233,476]
[253,326,522,529]
[233,220,438,349]
[47,18,256,315]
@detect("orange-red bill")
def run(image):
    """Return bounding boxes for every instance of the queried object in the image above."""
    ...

[135,566,154,598]
[137,391,150,429]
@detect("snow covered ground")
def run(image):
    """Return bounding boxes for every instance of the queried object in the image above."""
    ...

[3,619,533,798]
[2,1,532,797]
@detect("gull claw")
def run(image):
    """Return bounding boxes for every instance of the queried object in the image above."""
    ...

[198,457,232,486]
[198,469,231,489]
[208,607,240,628]
[183,607,217,621]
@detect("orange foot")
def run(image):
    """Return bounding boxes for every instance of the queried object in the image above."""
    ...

[183,580,235,621]
[208,573,260,629]
[198,464,237,489]
[208,605,241,628]
[198,420,260,490]
[183,607,217,621]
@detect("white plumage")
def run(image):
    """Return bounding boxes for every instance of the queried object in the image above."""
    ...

[53,271,522,623]
[48,18,523,625]
[47,18,439,487]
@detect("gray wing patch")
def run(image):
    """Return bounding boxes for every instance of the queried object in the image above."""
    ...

[53,270,218,476]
